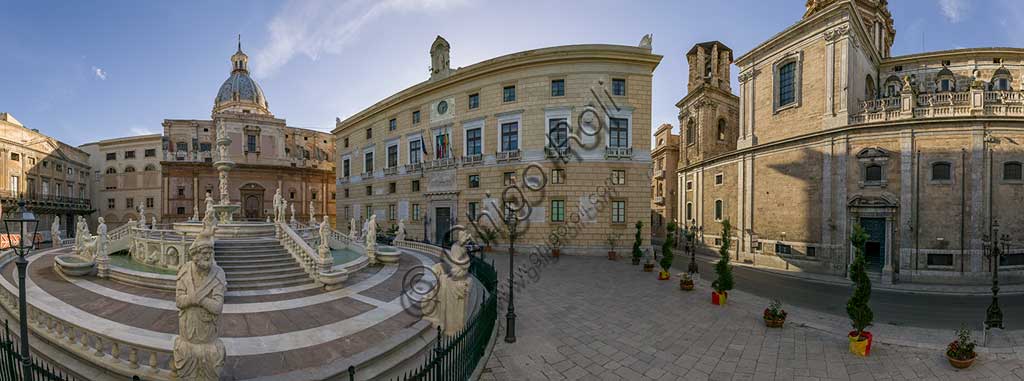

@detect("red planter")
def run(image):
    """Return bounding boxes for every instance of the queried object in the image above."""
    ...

[848,331,873,356]
[657,271,670,280]
[607,251,617,260]
[552,248,560,257]
[711,291,728,305]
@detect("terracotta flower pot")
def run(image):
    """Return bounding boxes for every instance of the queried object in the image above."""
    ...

[631,257,640,265]
[643,263,654,272]
[607,251,617,260]
[658,270,670,280]
[848,331,873,357]
[763,315,785,328]
[552,248,560,257]
[680,280,694,291]
[711,291,727,305]
[947,353,976,369]
[484,245,493,252]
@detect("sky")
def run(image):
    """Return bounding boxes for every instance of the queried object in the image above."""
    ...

[1,0,1022,147]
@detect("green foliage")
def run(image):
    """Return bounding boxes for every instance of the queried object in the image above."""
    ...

[712,220,734,293]
[846,224,874,338]
[606,232,621,251]
[946,325,977,360]
[660,221,676,271]
[478,227,499,246]
[765,298,787,320]
[631,220,643,260]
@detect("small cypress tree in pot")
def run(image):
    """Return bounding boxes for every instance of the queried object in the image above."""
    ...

[846,224,874,356]
[659,221,676,280]
[631,220,643,265]
[711,220,733,305]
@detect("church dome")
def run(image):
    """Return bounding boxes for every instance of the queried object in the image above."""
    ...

[213,40,270,115]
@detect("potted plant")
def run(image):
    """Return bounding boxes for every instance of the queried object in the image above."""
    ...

[763,299,787,328]
[711,220,733,305]
[606,233,620,260]
[946,325,977,369]
[659,221,676,280]
[679,272,694,291]
[847,224,874,356]
[479,227,498,252]
[643,251,655,272]
[631,221,643,265]
[550,234,562,257]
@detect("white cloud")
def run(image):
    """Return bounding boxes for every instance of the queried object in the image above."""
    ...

[129,127,158,136]
[939,0,968,23]
[92,66,107,80]
[254,0,470,78]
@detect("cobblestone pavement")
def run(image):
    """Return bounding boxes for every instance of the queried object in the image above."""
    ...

[480,253,1024,380]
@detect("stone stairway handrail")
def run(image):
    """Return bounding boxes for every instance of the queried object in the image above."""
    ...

[277,222,331,282]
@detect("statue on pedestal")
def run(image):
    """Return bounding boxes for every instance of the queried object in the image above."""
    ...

[349,217,358,240]
[272,188,283,222]
[421,230,471,336]
[138,204,147,229]
[365,215,378,263]
[289,202,296,224]
[152,216,158,229]
[318,215,331,262]
[203,193,217,226]
[395,219,406,242]
[95,217,109,278]
[191,203,200,222]
[51,216,60,248]
[309,201,316,224]
[172,224,226,380]
[74,216,87,254]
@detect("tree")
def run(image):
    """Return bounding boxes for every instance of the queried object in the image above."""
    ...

[846,224,873,340]
[632,220,644,262]
[712,220,733,293]
[660,221,676,272]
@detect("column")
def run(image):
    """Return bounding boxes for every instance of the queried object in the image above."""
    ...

[899,131,914,276]
[969,129,985,272]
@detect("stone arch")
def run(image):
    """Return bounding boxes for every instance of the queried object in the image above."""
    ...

[166,246,180,266]
[865,74,876,100]
[106,167,117,174]
[124,166,136,173]
[144,164,157,171]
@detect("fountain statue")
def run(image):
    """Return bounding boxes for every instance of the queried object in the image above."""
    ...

[395,218,406,242]
[172,223,226,380]
[51,216,60,248]
[309,200,316,224]
[152,216,158,229]
[203,194,217,227]
[349,217,358,240]
[211,122,240,222]
[289,202,296,225]
[421,230,471,336]
[318,215,331,264]
[95,217,109,278]
[191,203,200,222]
[273,188,284,222]
[138,204,147,228]
[365,215,378,264]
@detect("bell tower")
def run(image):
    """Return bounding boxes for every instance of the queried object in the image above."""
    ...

[677,41,739,166]
[687,41,732,94]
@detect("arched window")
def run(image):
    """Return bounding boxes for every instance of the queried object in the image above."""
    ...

[865,164,883,182]
[865,75,876,100]
[991,67,1012,91]
[124,166,136,173]
[778,61,797,106]
[1004,161,1023,181]
[884,75,902,97]
[931,162,951,181]
[686,202,693,221]
[717,119,727,141]
[685,119,695,145]
[144,164,156,171]
[105,168,116,174]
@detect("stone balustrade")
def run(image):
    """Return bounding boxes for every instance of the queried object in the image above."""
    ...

[278,223,332,281]
[128,227,190,270]
[851,90,1024,124]
[393,240,444,258]
[0,275,173,380]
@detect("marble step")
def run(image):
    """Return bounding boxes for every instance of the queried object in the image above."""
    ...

[216,256,296,265]
[227,277,313,291]
[215,248,288,255]
[219,261,300,270]
[223,266,307,278]
[215,252,291,260]
[227,272,310,285]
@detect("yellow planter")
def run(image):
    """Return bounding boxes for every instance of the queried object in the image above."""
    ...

[712,291,727,305]
[848,332,873,356]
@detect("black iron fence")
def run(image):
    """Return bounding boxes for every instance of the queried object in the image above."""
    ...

[0,320,79,381]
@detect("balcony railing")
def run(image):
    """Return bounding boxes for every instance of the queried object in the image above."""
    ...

[851,90,1024,124]
[404,162,422,173]
[654,169,665,179]
[422,157,458,171]
[0,190,91,209]
[605,147,633,159]
[461,154,483,166]
[544,146,573,159]
[496,150,521,162]
[361,171,374,178]
[654,196,665,205]
[383,167,398,176]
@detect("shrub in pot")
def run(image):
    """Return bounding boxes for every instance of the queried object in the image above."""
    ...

[946,325,977,369]
[763,299,787,328]
[679,272,694,291]
[643,252,655,272]
[846,224,874,356]
[550,234,562,257]
[659,221,676,280]
[478,227,498,252]
[631,221,643,265]
[606,233,620,260]
[711,220,733,305]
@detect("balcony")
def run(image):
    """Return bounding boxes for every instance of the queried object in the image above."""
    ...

[422,157,457,171]
[404,162,422,173]
[544,146,573,159]
[654,196,665,205]
[461,154,483,166]
[654,169,665,179]
[361,171,374,178]
[605,147,633,159]
[496,150,521,162]
[383,167,398,176]
[850,90,1024,124]
[338,176,349,185]
[0,190,91,211]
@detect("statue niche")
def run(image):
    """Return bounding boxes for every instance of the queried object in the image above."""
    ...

[430,36,451,80]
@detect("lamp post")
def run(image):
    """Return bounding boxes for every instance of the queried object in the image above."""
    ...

[504,213,518,343]
[985,220,1007,331]
[4,201,39,381]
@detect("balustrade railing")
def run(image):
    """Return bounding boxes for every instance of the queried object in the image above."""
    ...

[495,150,521,162]
[278,223,331,279]
[853,90,1024,124]
[604,146,633,159]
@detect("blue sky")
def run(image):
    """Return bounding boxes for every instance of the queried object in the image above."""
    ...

[1,0,1021,146]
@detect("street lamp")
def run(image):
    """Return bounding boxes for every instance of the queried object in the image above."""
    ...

[985,220,1007,330]
[4,200,39,381]
[504,214,518,343]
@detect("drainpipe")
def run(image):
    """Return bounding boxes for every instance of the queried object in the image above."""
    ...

[960,148,966,274]
[915,149,920,271]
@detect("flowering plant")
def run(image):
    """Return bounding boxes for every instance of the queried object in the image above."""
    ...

[764,299,787,320]
[946,326,976,361]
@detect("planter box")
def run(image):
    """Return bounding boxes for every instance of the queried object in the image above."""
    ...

[711,291,728,305]
[848,331,873,356]
[607,251,616,260]
[680,280,694,291]
[643,263,654,272]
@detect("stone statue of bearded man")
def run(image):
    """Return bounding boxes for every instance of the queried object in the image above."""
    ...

[172,225,226,380]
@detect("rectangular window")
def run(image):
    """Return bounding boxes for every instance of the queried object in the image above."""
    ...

[502,85,516,102]
[9,176,17,193]
[389,182,396,194]
[344,188,350,198]
[435,131,450,159]
[387,145,398,168]
[611,170,625,185]
[342,159,350,177]
[8,153,17,162]
[389,204,396,220]
[501,122,519,151]
[126,198,134,209]
[174,206,184,215]
[122,151,135,160]
[311,191,317,200]
[714,200,724,221]
[389,118,397,131]
[775,244,792,255]
[364,152,374,173]
[41,181,49,195]
[468,202,477,220]
[686,202,693,221]
[366,205,372,219]
[412,110,421,124]
[551,79,565,97]
[715,174,724,185]
[503,172,515,186]
[106,153,116,161]
[941,79,951,92]
[409,140,422,164]
[144,149,156,157]
[177,187,185,196]
[552,169,565,184]
[199,143,211,152]
[609,118,628,148]
[548,118,568,148]
[778,61,797,106]
[468,93,479,109]
[344,137,349,148]
[468,174,480,188]
[466,128,482,155]
[612,79,626,96]
[247,135,257,152]
[145,197,154,208]
[412,204,421,221]
[412,180,420,192]
[366,186,372,196]
[106,198,115,209]
[551,200,565,222]
[176,142,188,152]
[366,128,373,139]
[686,181,693,190]
[611,201,625,223]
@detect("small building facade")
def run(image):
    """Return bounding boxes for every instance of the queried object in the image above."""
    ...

[81,134,163,227]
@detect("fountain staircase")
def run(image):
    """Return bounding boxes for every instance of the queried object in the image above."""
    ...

[213,237,314,291]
